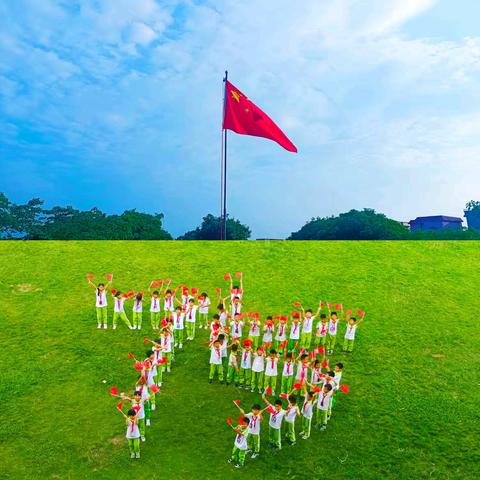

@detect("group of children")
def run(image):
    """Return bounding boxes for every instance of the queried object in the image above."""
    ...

[100,272,365,464]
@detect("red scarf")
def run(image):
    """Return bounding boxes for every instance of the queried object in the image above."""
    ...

[98,290,103,305]
[286,363,291,375]
[293,323,298,334]
[321,393,327,407]
[130,419,135,433]
[153,298,157,309]
[271,359,275,369]
[117,299,121,310]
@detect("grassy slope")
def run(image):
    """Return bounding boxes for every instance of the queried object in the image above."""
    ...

[1,241,479,480]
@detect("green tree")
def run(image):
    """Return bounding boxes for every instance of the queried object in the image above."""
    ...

[0,193,43,238]
[289,209,409,240]
[178,214,251,240]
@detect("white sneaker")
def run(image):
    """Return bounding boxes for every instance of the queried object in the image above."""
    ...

[179,344,183,349]
[113,325,117,330]
[151,404,156,411]
[199,325,203,329]
[130,453,135,459]
[167,367,171,373]
[135,453,140,459]
[158,382,163,387]
[97,324,102,329]
[103,324,107,329]
[174,343,178,348]
[138,326,142,330]
[141,435,145,442]
[133,325,137,330]
[251,453,259,459]
[146,419,151,426]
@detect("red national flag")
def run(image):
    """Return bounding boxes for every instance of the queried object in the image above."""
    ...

[223,80,297,153]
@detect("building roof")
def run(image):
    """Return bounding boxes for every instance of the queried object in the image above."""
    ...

[409,216,463,223]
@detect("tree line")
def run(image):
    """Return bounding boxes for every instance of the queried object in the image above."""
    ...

[1,192,478,240]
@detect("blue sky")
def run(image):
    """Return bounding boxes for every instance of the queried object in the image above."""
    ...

[1,0,480,238]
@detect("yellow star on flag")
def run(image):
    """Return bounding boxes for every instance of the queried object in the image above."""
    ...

[231,90,241,102]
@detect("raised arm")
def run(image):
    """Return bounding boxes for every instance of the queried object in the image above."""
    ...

[315,300,322,316]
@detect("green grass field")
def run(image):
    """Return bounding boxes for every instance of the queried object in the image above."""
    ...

[1,241,479,480]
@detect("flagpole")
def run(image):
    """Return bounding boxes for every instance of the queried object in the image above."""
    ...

[222,70,228,240]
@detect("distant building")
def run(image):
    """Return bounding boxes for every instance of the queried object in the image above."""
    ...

[409,216,463,232]
[464,210,480,230]
[399,221,411,230]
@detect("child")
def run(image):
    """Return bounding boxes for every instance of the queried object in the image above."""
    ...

[132,293,143,330]
[238,403,262,459]
[262,394,285,451]
[172,306,185,349]
[185,298,198,340]
[149,289,161,330]
[281,352,295,394]
[326,308,342,355]
[230,313,244,341]
[288,314,301,351]
[330,362,344,415]
[343,314,365,352]
[163,288,176,320]
[121,390,148,442]
[310,359,323,390]
[87,275,112,329]
[228,417,249,468]
[135,375,152,427]
[160,327,172,373]
[248,316,261,349]
[284,395,300,445]
[218,333,229,371]
[208,339,224,384]
[112,292,132,330]
[144,350,158,410]
[124,408,141,459]
[262,317,275,346]
[218,303,228,327]
[198,292,211,329]
[263,349,279,396]
[294,353,310,390]
[230,295,243,317]
[226,344,240,387]
[274,316,288,351]
[250,347,265,394]
[152,341,164,388]
[316,383,333,430]
[300,302,321,350]
[299,391,315,439]
[314,314,329,348]
[239,341,253,390]
[210,314,222,341]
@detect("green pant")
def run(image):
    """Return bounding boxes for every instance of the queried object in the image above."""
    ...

[96,307,107,325]
[162,352,172,369]
[174,329,184,345]
[113,311,131,328]
[209,363,224,381]
[222,356,228,370]
[186,322,195,339]
[231,446,246,465]
[247,432,260,453]
[132,312,142,328]
[302,416,312,437]
[315,335,327,347]
[250,371,264,391]
[138,417,145,436]
[274,339,286,352]
[281,375,294,394]
[144,400,151,421]
[300,332,312,350]
[316,408,328,426]
[263,374,277,392]
[285,420,296,443]
[327,334,336,351]
[150,312,160,329]
[127,438,140,454]
[249,335,260,349]
[288,339,299,352]
[239,367,251,387]
[269,426,281,448]
[149,386,156,406]
[200,312,209,327]
[343,338,355,352]
[227,366,239,385]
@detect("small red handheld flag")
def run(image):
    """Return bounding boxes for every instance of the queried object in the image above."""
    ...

[86,273,94,279]
[293,302,301,307]
[347,309,352,316]
[327,302,332,309]
[223,80,297,153]
[116,401,123,410]
[215,287,222,294]
[128,352,136,360]
[317,346,325,354]
[312,386,321,393]
[143,338,152,344]
[133,362,144,371]
[266,405,276,414]
[151,281,159,288]
[109,386,118,396]
[150,385,160,393]
[237,415,247,425]
[340,384,350,393]
[335,303,342,310]
[265,386,272,395]
[279,393,288,399]
[322,360,329,369]
[357,310,365,317]
[226,417,233,425]
[233,399,241,406]
[235,272,242,278]
[159,357,168,364]
[106,273,113,279]
[111,289,117,294]
[191,288,198,295]
[293,382,302,390]
[224,273,231,280]
[132,405,141,412]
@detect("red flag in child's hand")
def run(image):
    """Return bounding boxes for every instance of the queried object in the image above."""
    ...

[151,281,159,288]
[237,415,247,425]
[106,273,113,279]
[165,278,172,284]
[223,80,297,152]
[265,386,272,395]
[335,304,342,310]
[159,357,167,364]
[340,384,350,394]
[233,399,241,406]
[247,311,253,317]
[134,362,144,371]
[224,273,231,280]
[143,338,151,344]
[327,302,332,309]
[312,386,321,393]
[320,301,325,307]
[266,406,276,414]
[293,302,301,307]
[281,316,287,321]
[116,401,123,410]
[322,360,329,369]
[150,385,160,393]
[127,290,135,297]
[309,351,316,358]
[198,295,205,301]
[111,289,117,294]
[293,342,298,348]
[128,352,136,360]
[132,405,141,412]
[161,319,168,327]
[215,287,222,294]
[293,382,302,390]
[274,315,280,320]
[243,339,253,347]
[279,393,288,399]
[226,417,233,425]
[357,310,365,317]
[253,313,260,319]
[109,386,118,396]
[191,288,198,295]
[299,348,306,355]
[235,272,242,278]
[317,346,325,354]
[86,273,94,279]
[346,309,352,316]
[265,341,271,349]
